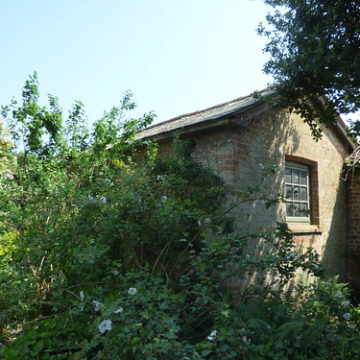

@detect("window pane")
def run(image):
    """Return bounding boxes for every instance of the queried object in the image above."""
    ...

[286,202,293,217]
[300,203,309,216]
[293,186,300,200]
[300,187,307,201]
[285,185,293,200]
[300,170,307,185]
[292,169,299,184]
[285,168,292,183]
[285,162,310,221]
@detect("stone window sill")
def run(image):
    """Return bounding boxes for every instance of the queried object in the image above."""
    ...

[287,223,321,234]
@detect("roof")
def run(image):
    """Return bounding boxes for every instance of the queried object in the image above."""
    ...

[136,89,274,141]
[136,89,357,152]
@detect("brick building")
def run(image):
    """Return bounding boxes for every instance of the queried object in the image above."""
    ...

[137,90,359,288]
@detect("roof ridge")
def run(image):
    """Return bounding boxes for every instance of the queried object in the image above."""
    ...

[143,88,271,131]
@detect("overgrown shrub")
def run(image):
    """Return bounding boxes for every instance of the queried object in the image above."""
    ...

[0,74,359,359]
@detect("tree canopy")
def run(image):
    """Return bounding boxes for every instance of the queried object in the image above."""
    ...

[259,0,360,138]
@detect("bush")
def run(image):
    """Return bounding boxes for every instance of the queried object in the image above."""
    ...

[0,74,359,359]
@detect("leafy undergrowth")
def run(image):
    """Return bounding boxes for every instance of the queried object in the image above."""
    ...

[0,74,359,359]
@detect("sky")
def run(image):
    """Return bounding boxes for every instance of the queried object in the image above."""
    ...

[0,0,273,125]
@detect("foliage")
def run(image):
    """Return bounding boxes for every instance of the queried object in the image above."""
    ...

[0,74,359,359]
[258,0,360,139]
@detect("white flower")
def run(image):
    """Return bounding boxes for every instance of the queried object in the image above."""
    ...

[343,313,351,320]
[156,175,164,181]
[204,218,211,224]
[99,196,107,203]
[241,336,251,343]
[98,319,112,334]
[161,195,168,201]
[207,330,217,341]
[93,300,102,312]
[343,300,351,308]
[335,291,344,299]
[79,291,85,301]
[197,220,201,227]
[111,269,119,276]
[87,195,94,200]
[105,178,111,184]
[105,143,114,150]
[114,307,123,314]
[128,287,137,295]
[259,163,264,169]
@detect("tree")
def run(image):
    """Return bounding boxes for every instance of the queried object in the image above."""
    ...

[258,0,360,138]
[1,75,360,359]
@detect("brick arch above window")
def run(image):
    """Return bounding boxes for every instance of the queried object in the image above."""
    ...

[285,155,320,227]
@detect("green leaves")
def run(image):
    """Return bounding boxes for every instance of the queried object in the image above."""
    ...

[259,0,360,138]
[1,74,359,359]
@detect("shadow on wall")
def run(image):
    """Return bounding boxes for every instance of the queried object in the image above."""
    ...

[344,171,360,297]
[191,108,349,294]
[314,123,349,282]
[192,109,300,233]
[320,175,347,281]
[191,109,318,294]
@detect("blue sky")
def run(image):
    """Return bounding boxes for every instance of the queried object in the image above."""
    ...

[1,0,273,124]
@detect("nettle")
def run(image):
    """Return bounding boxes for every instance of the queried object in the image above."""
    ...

[0,74,360,359]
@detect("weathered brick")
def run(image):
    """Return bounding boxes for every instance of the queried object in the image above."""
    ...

[191,110,349,281]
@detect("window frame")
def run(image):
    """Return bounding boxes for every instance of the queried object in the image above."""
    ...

[285,161,310,223]
[284,155,319,226]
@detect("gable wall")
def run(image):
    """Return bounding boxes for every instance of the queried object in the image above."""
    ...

[346,173,360,292]
[285,113,348,279]
[186,109,349,280]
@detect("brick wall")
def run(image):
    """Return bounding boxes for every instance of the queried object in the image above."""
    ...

[152,106,351,281]
[186,108,350,280]
[346,172,360,290]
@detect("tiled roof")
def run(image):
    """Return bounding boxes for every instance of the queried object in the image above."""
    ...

[136,89,357,153]
[136,89,273,140]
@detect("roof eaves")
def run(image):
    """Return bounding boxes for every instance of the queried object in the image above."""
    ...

[334,115,358,151]
[136,89,273,141]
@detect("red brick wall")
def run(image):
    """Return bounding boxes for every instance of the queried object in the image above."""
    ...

[151,109,351,281]
[347,172,360,290]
